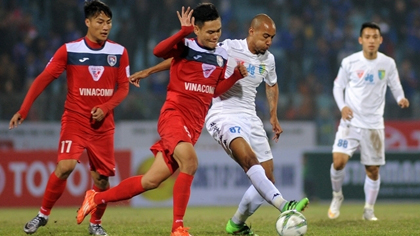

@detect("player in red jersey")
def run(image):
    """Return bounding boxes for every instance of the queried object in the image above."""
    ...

[9,1,129,235]
[76,3,247,236]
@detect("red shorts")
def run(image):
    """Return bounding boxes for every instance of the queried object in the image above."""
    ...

[58,120,115,176]
[150,109,202,173]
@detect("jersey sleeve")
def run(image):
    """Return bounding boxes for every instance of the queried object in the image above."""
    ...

[97,48,130,115]
[264,54,277,86]
[18,70,56,119]
[18,46,67,118]
[387,59,405,103]
[333,60,349,111]
[44,45,67,78]
[214,66,244,97]
[153,26,194,59]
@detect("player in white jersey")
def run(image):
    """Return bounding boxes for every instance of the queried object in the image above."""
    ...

[328,22,409,221]
[129,14,309,236]
[205,14,308,235]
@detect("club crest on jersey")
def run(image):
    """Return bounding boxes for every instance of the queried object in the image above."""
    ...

[202,63,216,78]
[107,55,117,66]
[216,55,224,67]
[259,64,266,75]
[378,70,385,80]
[356,70,364,78]
[88,66,104,81]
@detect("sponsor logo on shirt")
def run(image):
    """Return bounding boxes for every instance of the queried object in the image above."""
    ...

[356,70,364,78]
[79,88,114,96]
[365,73,374,83]
[88,66,104,81]
[378,70,385,80]
[79,57,89,62]
[247,64,256,77]
[259,64,266,75]
[184,82,215,94]
[107,55,117,66]
[202,63,216,78]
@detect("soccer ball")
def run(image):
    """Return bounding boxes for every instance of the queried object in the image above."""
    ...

[275,210,307,236]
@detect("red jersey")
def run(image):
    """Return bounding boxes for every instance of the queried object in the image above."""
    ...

[154,26,231,130]
[19,37,130,133]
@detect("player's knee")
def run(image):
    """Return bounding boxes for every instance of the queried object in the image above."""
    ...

[179,162,198,175]
[333,162,346,170]
[332,153,348,170]
[55,162,76,179]
[365,165,380,179]
[94,178,109,190]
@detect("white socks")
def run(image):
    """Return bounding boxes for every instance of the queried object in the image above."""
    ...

[330,164,345,193]
[246,165,285,211]
[231,185,264,225]
[364,175,380,209]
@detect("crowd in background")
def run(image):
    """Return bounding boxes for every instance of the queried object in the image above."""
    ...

[0,0,419,145]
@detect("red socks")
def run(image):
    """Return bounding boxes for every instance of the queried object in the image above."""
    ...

[94,176,144,204]
[172,172,194,232]
[40,173,66,215]
[90,185,110,224]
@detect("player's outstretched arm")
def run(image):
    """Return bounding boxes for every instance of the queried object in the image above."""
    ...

[214,62,248,97]
[129,58,172,87]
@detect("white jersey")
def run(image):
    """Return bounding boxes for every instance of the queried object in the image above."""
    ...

[207,39,277,116]
[333,51,405,129]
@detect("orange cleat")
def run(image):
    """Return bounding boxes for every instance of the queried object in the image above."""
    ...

[76,189,98,224]
[170,226,192,236]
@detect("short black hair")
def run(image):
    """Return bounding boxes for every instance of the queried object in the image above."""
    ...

[192,3,220,28]
[84,0,112,19]
[360,22,381,36]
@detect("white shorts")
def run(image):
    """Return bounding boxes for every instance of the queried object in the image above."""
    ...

[205,112,273,163]
[332,123,385,166]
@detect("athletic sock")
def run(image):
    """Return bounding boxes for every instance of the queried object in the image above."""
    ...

[330,164,345,193]
[172,172,194,232]
[232,185,264,225]
[94,176,144,204]
[40,172,67,215]
[90,185,109,224]
[246,165,285,210]
[364,175,380,208]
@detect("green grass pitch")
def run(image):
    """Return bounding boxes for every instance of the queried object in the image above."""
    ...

[1,202,419,235]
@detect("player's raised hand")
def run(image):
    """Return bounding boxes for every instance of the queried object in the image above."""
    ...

[398,98,410,108]
[129,69,150,87]
[91,107,105,122]
[9,112,24,130]
[236,62,248,78]
[270,117,283,142]
[341,106,353,121]
[177,6,194,27]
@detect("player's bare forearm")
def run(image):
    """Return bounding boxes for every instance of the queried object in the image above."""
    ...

[266,83,282,141]
[266,83,279,121]
[129,59,172,87]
